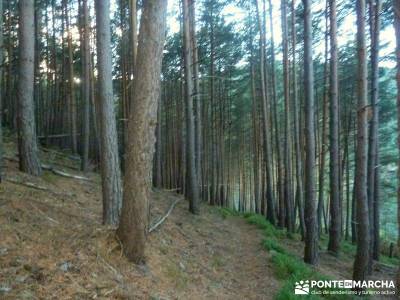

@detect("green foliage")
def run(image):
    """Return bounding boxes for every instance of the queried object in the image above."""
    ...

[262,238,288,255]
[243,213,286,239]
[380,255,400,266]
[270,252,313,280]
[241,214,359,300]
[340,241,357,256]
[275,276,321,300]
[217,207,240,219]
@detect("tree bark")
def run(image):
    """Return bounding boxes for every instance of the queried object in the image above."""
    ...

[328,0,341,255]
[353,0,370,285]
[117,0,168,263]
[17,0,42,176]
[393,0,400,292]
[281,0,294,233]
[95,0,123,226]
[367,0,381,264]
[255,0,276,226]
[182,0,200,214]
[291,0,305,238]
[189,0,202,199]
[0,0,3,182]
[81,0,90,172]
[303,0,318,265]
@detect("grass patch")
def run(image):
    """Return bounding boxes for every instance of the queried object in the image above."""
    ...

[243,213,286,239]
[42,171,58,184]
[380,255,399,266]
[262,238,288,255]
[217,207,240,219]
[270,252,313,280]
[270,252,357,299]
[340,241,357,256]
[164,262,188,290]
[241,214,358,299]
[211,254,225,268]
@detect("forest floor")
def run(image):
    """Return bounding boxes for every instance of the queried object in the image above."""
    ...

[0,137,398,300]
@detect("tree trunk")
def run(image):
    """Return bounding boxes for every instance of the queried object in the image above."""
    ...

[17,0,42,176]
[291,0,305,238]
[0,0,3,182]
[117,0,168,263]
[189,0,202,199]
[328,0,341,255]
[281,0,294,232]
[95,0,123,226]
[255,0,276,226]
[81,0,90,171]
[367,0,381,265]
[303,0,318,265]
[393,0,400,292]
[182,0,200,214]
[353,0,370,285]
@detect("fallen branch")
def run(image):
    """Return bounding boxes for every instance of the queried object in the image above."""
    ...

[149,198,181,233]
[4,155,87,180]
[29,202,59,224]
[41,164,91,181]
[5,177,72,197]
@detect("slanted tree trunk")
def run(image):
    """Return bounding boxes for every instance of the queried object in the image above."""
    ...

[95,0,123,226]
[393,0,400,292]
[117,0,168,263]
[17,0,42,176]
[182,0,200,214]
[328,0,341,255]
[81,0,90,172]
[353,0,370,284]
[303,0,318,265]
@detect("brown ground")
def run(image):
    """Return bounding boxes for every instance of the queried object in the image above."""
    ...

[0,140,280,300]
[1,139,397,300]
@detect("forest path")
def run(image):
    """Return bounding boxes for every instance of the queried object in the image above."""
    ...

[0,140,280,299]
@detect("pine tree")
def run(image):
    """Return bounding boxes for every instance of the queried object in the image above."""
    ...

[17,0,42,176]
[95,0,123,226]
[117,0,168,263]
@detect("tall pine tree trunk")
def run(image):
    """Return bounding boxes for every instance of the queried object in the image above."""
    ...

[255,0,276,226]
[303,0,318,265]
[17,0,42,176]
[81,0,90,171]
[183,0,200,214]
[281,0,294,232]
[367,0,381,264]
[328,0,341,255]
[0,0,3,182]
[291,0,305,238]
[353,0,370,284]
[95,0,123,226]
[117,0,168,263]
[393,0,400,292]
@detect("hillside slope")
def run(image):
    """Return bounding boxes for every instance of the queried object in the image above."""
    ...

[0,139,398,299]
[0,140,280,299]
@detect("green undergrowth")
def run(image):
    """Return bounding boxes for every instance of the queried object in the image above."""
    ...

[380,255,399,266]
[320,234,399,267]
[240,212,358,300]
[217,207,240,219]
